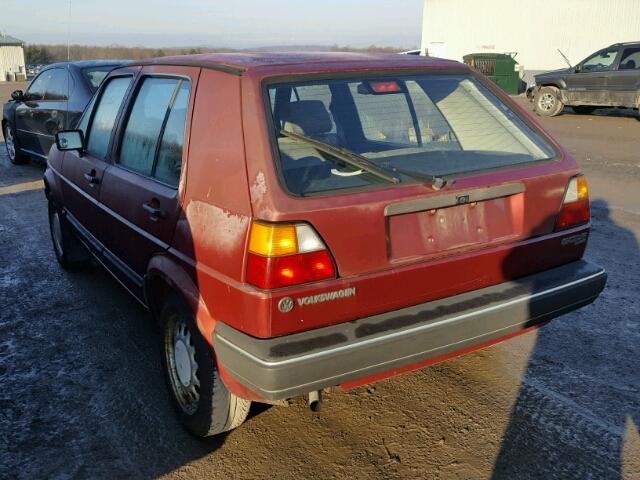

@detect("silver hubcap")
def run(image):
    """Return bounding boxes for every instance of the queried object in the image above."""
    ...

[5,127,16,160]
[538,93,556,112]
[166,318,200,414]
[52,211,64,257]
[174,339,192,387]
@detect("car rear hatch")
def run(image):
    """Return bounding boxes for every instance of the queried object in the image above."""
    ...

[242,68,588,336]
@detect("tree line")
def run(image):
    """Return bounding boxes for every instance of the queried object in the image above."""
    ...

[24,43,406,64]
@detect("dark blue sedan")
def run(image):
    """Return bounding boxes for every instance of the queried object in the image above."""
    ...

[2,60,126,164]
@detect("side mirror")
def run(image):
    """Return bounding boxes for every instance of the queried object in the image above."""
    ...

[574,65,581,73]
[55,130,85,153]
[11,90,24,101]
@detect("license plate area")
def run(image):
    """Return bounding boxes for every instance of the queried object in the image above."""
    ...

[386,184,525,261]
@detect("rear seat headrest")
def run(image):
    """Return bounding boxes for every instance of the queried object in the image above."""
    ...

[280,100,333,136]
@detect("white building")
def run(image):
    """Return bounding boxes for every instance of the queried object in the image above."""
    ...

[421,0,640,80]
[0,34,26,82]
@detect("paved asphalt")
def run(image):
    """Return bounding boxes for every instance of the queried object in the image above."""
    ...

[0,101,638,479]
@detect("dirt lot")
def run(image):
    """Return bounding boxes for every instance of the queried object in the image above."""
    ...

[0,95,638,479]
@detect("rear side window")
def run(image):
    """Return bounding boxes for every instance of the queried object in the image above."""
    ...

[155,82,190,186]
[118,77,190,187]
[619,47,640,70]
[44,68,73,101]
[86,76,132,159]
[82,67,116,91]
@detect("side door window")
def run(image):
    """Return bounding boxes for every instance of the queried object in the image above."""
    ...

[98,74,192,280]
[118,77,190,186]
[25,71,50,100]
[86,76,133,159]
[16,69,54,153]
[581,48,619,72]
[77,94,97,133]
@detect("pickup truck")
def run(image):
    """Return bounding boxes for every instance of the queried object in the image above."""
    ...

[528,42,640,116]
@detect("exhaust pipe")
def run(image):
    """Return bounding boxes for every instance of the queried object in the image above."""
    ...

[308,390,322,412]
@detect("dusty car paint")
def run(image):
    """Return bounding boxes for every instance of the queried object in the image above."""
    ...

[44,52,604,408]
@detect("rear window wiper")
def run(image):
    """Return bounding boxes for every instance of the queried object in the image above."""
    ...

[280,130,400,185]
[387,166,449,190]
[280,130,447,189]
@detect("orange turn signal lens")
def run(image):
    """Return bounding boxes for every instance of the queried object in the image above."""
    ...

[576,176,588,201]
[248,222,298,257]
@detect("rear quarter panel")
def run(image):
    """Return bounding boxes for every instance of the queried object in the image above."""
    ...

[170,68,255,335]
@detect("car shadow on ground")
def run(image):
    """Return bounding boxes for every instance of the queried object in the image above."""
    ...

[492,199,640,479]
[560,106,640,120]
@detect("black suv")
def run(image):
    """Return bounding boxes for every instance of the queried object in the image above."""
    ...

[2,60,126,164]
[527,42,640,116]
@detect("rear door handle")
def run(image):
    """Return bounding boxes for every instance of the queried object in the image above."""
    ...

[142,202,166,220]
[83,171,100,186]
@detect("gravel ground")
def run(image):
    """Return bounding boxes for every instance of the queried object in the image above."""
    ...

[0,98,638,479]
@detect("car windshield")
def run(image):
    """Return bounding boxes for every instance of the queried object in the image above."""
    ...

[267,73,556,196]
[82,67,115,91]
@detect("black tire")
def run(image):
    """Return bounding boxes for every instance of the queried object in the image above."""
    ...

[48,200,92,269]
[534,86,564,117]
[3,122,29,164]
[160,295,251,437]
[573,106,596,115]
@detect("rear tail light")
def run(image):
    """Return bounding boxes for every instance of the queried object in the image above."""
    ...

[555,175,590,231]
[246,221,336,289]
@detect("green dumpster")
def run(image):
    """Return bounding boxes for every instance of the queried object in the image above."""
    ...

[463,53,521,95]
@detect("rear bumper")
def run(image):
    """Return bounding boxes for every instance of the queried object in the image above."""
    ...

[213,260,606,401]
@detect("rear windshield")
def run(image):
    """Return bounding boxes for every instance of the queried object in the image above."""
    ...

[266,74,555,196]
[82,67,114,91]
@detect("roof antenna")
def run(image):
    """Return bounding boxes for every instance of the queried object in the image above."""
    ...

[65,0,71,130]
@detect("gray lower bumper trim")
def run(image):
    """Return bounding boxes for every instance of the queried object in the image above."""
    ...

[213,260,606,400]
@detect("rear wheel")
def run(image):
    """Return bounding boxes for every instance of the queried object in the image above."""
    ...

[573,106,596,115]
[48,201,91,269]
[160,295,251,437]
[534,87,564,117]
[3,122,29,164]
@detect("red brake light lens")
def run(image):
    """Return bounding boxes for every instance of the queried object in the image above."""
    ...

[247,250,336,289]
[368,80,402,94]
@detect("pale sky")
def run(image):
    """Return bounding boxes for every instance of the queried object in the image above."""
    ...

[1,0,424,48]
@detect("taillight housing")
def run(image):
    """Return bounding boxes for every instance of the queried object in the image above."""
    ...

[555,175,590,231]
[246,221,336,289]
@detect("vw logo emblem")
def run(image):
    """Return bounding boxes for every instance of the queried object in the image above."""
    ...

[278,297,294,313]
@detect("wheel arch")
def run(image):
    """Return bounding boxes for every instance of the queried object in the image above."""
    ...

[145,254,215,342]
[538,82,568,103]
[43,167,62,204]
[145,255,261,401]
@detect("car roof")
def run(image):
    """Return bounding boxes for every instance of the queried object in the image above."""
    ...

[609,42,640,47]
[127,51,463,77]
[43,60,129,70]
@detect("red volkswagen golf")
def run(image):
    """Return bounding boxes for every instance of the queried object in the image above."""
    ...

[44,52,606,437]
